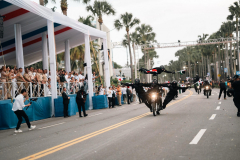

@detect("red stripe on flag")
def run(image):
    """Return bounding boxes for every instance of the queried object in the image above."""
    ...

[3,8,30,21]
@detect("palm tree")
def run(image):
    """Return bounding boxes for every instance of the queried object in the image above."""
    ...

[39,0,56,6]
[60,0,91,16]
[78,15,95,28]
[227,1,240,71]
[114,12,140,82]
[130,31,141,79]
[86,0,115,30]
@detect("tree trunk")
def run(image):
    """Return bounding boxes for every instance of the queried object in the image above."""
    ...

[236,17,240,71]
[62,9,67,16]
[214,52,217,81]
[132,44,137,79]
[230,42,234,77]
[188,53,191,78]
[127,31,134,82]
[218,46,221,81]
[147,51,150,82]
[39,0,44,5]
[225,43,229,77]
[234,43,237,74]
[201,54,204,78]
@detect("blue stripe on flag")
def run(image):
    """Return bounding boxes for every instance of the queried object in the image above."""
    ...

[0,1,12,10]
[2,23,61,48]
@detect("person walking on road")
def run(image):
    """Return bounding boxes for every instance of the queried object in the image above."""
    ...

[12,89,36,133]
[76,86,88,117]
[62,87,70,118]
[218,80,227,100]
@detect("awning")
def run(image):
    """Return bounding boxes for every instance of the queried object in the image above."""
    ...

[0,0,106,66]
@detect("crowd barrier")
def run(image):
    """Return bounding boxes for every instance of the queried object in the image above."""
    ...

[0,97,51,130]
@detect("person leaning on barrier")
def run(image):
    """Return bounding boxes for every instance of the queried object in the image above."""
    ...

[76,86,88,117]
[7,69,15,99]
[16,68,27,96]
[23,68,33,95]
[12,89,36,133]
[1,66,9,99]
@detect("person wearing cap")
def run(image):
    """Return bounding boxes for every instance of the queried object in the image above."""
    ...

[231,75,240,117]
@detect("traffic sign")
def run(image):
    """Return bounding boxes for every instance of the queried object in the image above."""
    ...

[236,71,240,76]
[224,68,228,73]
[218,74,221,77]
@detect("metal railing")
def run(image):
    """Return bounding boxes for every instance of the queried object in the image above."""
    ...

[0,82,85,100]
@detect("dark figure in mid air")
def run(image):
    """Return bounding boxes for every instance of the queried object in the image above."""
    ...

[162,81,188,109]
[76,86,88,117]
[139,65,175,75]
[227,75,240,117]
[218,80,226,100]
[122,79,149,107]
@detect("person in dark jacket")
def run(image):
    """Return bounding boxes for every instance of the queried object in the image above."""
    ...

[76,86,88,117]
[231,75,240,117]
[218,79,226,100]
[127,87,131,104]
[62,87,70,118]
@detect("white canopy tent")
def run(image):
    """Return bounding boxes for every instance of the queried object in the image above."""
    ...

[0,0,111,114]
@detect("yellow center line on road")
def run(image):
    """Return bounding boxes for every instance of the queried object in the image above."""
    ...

[20,90,193,160]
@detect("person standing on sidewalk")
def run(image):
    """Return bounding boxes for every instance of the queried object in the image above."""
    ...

[76,86,88,117]
[107,87,113,108]
[218,79,226,100]
[62,87,70,118]
[117,85,122,106]
[12,89,36,133]
[122,86,127,104]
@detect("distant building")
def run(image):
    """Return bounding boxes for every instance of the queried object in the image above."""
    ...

[113,68,131,79]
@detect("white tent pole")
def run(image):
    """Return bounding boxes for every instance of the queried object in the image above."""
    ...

[14,24,24,74]
[64,40,71,73]
[42,32,49,72]
[84,33,93,110]
[47,20,57,116]
[103,38,110,90]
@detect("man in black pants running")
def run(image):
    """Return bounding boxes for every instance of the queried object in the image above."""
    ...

[12,89,36,133]
[218,80,226,100]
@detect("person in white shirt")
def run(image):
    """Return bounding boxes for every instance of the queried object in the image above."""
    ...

[12,89,36,133]
[98,84,104,95]
[122,86,127,104]
[107,87,113,108]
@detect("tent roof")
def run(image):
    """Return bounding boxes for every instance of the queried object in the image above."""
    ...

[0,0,106,66]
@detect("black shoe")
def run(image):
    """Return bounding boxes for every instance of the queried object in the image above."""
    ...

[79,115,83,117]
[237,112,240,117]
[150,109,152,112]
[84,114,88,117]
[157,111,160,115]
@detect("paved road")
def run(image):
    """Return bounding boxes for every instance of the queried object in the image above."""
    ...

[0,89,239,160]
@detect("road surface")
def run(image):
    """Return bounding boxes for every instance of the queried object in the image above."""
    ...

[0,89,239,160]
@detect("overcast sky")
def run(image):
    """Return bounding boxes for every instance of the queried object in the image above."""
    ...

[32,0,236,68]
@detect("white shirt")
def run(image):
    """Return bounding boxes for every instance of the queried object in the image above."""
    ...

[78,74,84,80]
[107,90,113,97]
[12,94,26,111]
[99,88,104,95]
[122,88,127,94]
[74,76,79,81]
[65,75,68,81]
[92,74,96,82]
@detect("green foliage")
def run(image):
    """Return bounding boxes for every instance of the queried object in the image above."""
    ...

[112,61,122,69]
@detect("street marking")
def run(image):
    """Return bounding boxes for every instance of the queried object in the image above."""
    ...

[88,113,102,118]
[20,90,193,160]
[38,122,65,130]
[209,114,216,120]
[189,129,207,144]
[218,102,221,104]
[216,106,220,110]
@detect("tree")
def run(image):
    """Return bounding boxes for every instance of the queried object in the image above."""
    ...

[39,0,56,6]
[60,0,91,16]
[86,0,115,30]
[114,12,140,82]
[130,31,141,79]
[112,61,122,69]
[78,15,95,28]
[227,1,240,71]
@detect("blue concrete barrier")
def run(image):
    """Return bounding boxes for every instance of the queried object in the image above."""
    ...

[92,95,108,109]
[0,97,51,130]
